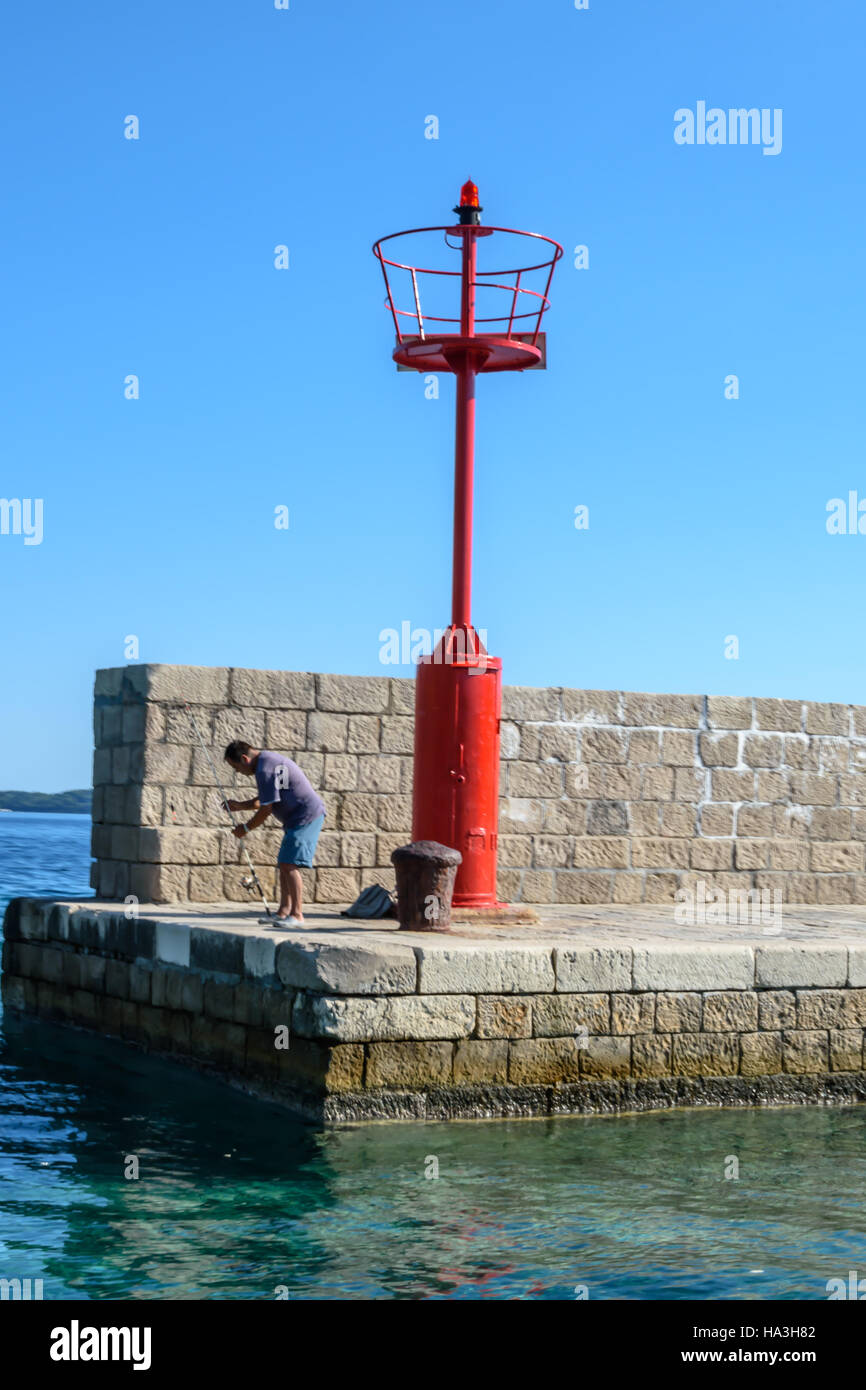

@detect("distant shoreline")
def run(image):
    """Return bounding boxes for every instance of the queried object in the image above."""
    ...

[0,790,91,815]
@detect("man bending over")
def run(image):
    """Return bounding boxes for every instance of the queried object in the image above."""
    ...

[223,740,325,925]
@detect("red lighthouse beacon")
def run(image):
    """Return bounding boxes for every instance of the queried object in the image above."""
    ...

[374,185,562,907]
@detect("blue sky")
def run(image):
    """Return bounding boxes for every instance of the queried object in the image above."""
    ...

[1,0,864,790]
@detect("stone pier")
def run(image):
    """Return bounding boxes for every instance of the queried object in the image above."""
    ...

[6,897,866,1123]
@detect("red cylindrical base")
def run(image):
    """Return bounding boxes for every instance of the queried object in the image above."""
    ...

[412,630,502,908]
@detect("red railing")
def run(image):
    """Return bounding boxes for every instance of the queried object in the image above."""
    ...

[372,225,563,346]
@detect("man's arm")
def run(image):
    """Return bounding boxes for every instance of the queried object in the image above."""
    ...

[224,797,260,813]
[232,802,273,838]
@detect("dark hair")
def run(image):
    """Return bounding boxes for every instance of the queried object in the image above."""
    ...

[224,740,253,764]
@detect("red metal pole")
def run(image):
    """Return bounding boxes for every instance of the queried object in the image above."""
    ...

[452,226,477,631]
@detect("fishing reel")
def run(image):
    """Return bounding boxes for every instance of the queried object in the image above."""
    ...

[240,874,258,895]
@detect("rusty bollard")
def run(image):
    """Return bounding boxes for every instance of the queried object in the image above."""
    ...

[391,840,463,932]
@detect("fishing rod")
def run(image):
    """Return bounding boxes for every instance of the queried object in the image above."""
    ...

[177,702,273,917]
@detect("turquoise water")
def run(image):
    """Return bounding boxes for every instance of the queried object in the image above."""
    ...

[2,813,866,1300]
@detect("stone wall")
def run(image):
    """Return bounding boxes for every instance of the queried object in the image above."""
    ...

[5,899,866,1123]
[91,665,866,906]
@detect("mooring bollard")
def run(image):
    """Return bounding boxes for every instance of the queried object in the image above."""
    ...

[391,840,463,932]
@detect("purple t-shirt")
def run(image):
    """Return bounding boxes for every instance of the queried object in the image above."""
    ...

[255,751,325,830]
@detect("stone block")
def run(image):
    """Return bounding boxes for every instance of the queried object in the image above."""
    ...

[476,995,533,1038]
[415,944,554,994]
[699,733,738,767]
[579,1036,632,1079]
[356,757,401,794]
[789,772,837,807]
[189,928,245,975]
[499,798,544,834]
[559,689,621,724]
[509,762,563,797]
[190,1017,247,1070]
[671,1032,739,1078]
[622,693,702,728]
[632,1033,673,1078]
[697,806,733,834]
[633,945,754,992]
[584,801,627,839]
[61,951,84,990]
[612,873,643,903]
[454,1040,509,1085]
[611,993,655,1034]
[295,993,474,1042]
[734,841,769,871]
[554,945,631,993]
[632,838,690,869]
[316,673,389,714]
[758,990,797,1030]
[366,1041,453,1089]
[314,868,361,902]
[571,837,628,868]
[276,938,416,995]
[266,709,307,749]
[230,668,315,709]
[92,748,112,786]
[707,696,752,729]
[141,743,193,785]
[538,727,579,762]
[306,711,348,752]
[795,989,846,1029]
[553,871,612,904]
[740,1031,783,1076]
[345,714,382,754]
[339,832,376,868]
[188,867,224,901]
[804,702,850,736]
[532,992,610,1037]
[661,731,696,766]
[643,873,679,903]
[203,978,236,1023]
[521,869,555,901]
[711,770,755,802]
[502,685,562,721]
[655,992,702,1032]
[782,1029,829,1074]
[675,768,706,802]
[829,1028,863,1071]
[380,716,413,755]
[702,991,758,1032]
[581,728,627,763]
[138,822,219,867]
[755,944,847,988]
[815,875,855,904]
[810,842,865,873]
[641,767,675,800]
[629,730,660,763]
[509,1037,583,1084]
[753,698,802,732]
[389,678,415,716]
[604,767,643,800]
[758,772,790,802]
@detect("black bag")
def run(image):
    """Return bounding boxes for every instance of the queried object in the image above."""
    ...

[341,884,397,919]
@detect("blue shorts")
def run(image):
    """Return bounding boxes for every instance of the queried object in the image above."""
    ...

[277,814,324,867]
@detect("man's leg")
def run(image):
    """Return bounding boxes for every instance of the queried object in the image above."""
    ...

[277,862,293,917]
[286,865,304,922]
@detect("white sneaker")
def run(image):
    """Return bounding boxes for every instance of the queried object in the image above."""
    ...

[260,914,301,926]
